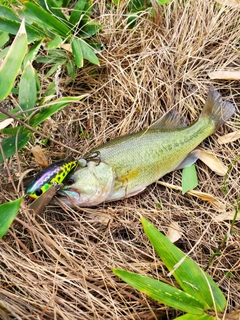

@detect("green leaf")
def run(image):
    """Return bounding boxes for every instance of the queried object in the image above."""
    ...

[0,107,22,121]
[38,0,69,23]
[69,0,87,25]
[19,61,37,113]
[44,63,63,78]
[0,198,22,238]
[113,269,204,315]
[79,39,99,65]
[62,0,71,6]
[66,59,77,79]
[0,19,28,102]
[80,22,100,38]
[0,30,9,48]
[29,95,86,127]
[175,313,216,320]
[182,164,198,194]
[0,6,43,41]
[0,46,9,59]
[157,0,172,4]
[47,35,62,50]
[0,133,30,163]
[0,5,20,21]
[141,217,226,312]
[23,2,71,38]
[23,40,42,66]
[71,37,83,68]
[1,126,26,135]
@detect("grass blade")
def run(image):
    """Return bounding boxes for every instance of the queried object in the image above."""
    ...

[112,269,205,315]
[141,217,226,312]
[0,19,27,102]
[0,198,22,238]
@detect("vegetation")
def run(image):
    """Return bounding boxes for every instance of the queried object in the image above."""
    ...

[0,0,239,319]
[113,217,226,320]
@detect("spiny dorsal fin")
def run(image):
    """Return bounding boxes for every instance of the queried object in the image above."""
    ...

[150,110,188,130]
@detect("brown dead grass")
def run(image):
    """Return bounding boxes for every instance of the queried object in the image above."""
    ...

[0,0,240,319]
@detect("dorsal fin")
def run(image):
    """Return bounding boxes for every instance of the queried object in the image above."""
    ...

[150,110,188,130]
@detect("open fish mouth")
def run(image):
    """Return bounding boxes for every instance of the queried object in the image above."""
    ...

[57,187,81,202]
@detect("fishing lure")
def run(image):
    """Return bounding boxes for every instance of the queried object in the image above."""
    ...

[26,160,78,199]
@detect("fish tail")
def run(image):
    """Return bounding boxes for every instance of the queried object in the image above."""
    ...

[200,86,235,131]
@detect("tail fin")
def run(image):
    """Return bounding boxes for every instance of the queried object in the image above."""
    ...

[200,86,235,131]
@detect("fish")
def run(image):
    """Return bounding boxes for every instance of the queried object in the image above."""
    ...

[29,87,235,207]
[26,160,77,199]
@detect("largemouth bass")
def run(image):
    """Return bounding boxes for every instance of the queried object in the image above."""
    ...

[27,87,235,207]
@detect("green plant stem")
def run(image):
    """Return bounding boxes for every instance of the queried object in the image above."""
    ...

[0,107,81,155]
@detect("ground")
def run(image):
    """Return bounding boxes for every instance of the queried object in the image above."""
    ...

[0,0,239,319]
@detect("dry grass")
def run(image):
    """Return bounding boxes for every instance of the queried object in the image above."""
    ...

[0,0,240,319]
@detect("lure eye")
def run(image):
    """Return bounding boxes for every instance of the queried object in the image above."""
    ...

[35,189,43,197]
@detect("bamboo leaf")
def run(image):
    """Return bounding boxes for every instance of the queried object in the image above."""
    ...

[29,95,87,127]
[38,0,69,23]
[0,118,13,130]
[23,2,71,38]
[23,40,42,66]
[81,22,100,38]
[0,46,9,59]
[141,217,226,312]
[0,133,30,163]
[79,39,99,65]
[0,31,9,48]
[0,19,27,102]
[197,148,228,176]
[182,164,198,194]
[0,5,20,21]
[113,269,205,315]
[0,198,22,238]
[0,6,42,41]
[69,0,87,25]
[19,61,37,113]
[71,37,83,68]
[208,70,240,80]
[175,313,216,320]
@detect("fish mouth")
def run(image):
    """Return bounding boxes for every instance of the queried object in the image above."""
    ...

[57,187,81,201]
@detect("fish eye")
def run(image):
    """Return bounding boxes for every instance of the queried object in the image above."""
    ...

[35,189,43,196]
[66,178,75,185]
